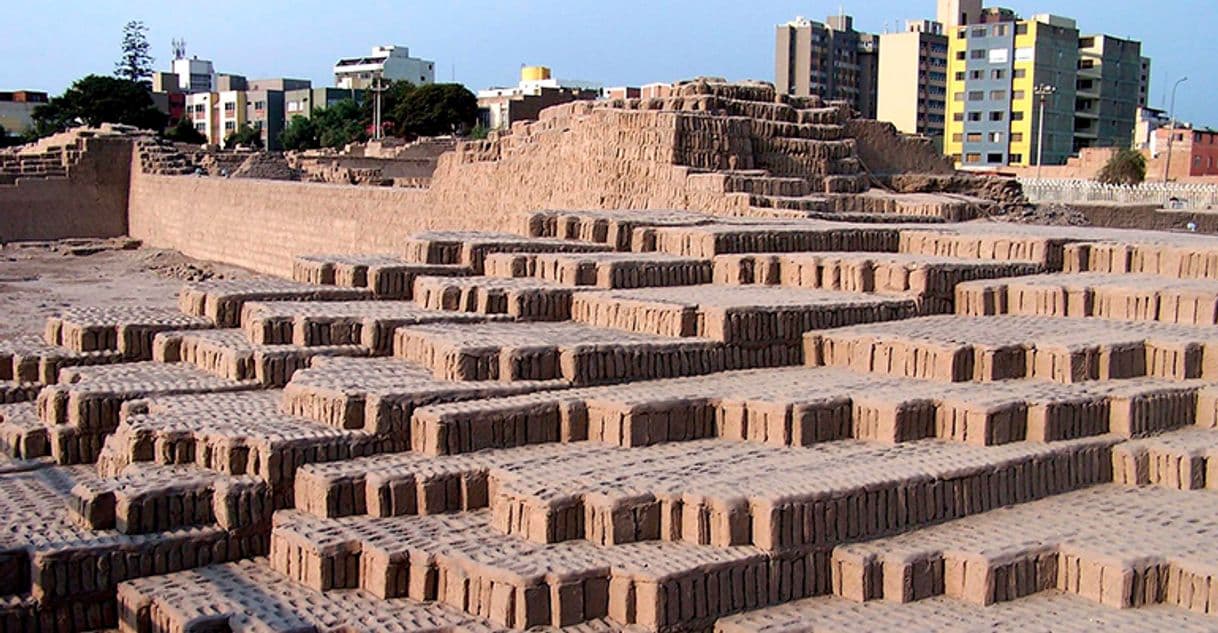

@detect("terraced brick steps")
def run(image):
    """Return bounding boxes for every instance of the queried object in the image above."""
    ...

[715,591,1218,632]
[116,559,499,633]
[1112,426,1218,490]
[35,362,260,464]
[293,433,1115,553]
[0,335,124,390]
[178,279,375,328]
[240,300,495,352]
[402,231,612,272]
[97,390,386,507]
[281,356,571,437]
[43,306,213,360]
[154,328,369,387]
[291,253,470,299]
[412,276,577,321]
[807,315,1218,383]
[270,508,830,630]
[0,465,266,631]
[956,273,1218,326]
[483,252,714,289]
[522,209,715,251]
[829,485,1218,613]
[401,368,1200,454]
[714,252,1042,312]
[394,321,724,384]
[646,222,899,258]
[572,285,919,366]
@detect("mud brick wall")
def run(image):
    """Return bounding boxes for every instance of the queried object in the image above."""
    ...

[0,137,131,242]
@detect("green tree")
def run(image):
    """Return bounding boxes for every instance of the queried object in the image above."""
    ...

[392,83,478,137]
[115,21,154,85]
[163,116,206,144]
[279,115,320,150]
[224,123,263,149]
[313,99,366,148]
[32,75,167,136]
[1097,148,1147,186]
[469,122,491,140]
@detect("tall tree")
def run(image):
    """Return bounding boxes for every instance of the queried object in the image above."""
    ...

[392,83,478,137]
[115,21,154,85]
[32,75,167,136]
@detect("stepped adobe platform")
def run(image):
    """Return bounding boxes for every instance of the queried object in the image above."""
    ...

[14,79,1218,629]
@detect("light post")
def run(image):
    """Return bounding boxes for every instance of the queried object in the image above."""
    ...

[370,71,388,141]
[1164,76,1189,183]
[1034,84,1057,179]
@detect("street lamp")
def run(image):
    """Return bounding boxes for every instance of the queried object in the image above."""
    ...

[1034,84,1057,179]
[1164,76,1189,183]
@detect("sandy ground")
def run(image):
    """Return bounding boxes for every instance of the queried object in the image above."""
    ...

[0,238,255,340]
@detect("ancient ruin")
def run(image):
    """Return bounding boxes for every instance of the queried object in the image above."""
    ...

[3,80,1218,632]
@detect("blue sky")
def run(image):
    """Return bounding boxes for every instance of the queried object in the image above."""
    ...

[3,0,1212,123]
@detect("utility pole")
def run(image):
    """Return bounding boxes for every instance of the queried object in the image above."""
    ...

[1164,76,1189,183]
[371,71,387,141]
[1034,84,1056,179]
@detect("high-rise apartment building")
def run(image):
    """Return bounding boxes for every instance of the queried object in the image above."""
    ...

[775,15,878,118]
[877,20,950,144]
[945,13,1080,167]
[1074,35,1145,152]
[334,45,435,90]
[937,0,982,27]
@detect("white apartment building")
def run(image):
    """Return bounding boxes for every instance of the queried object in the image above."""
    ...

[333,45,435,89]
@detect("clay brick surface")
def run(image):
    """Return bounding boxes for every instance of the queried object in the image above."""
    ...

[116,558,498,633]
[807,315,1218,384]
[829,485,1218,613]
[155,328,368,387]
[178,279,374,327]
[1112,426,1218,490]
[292,254,473,299]
[523,209,715,251]
[403,231,612,272]
[0,335,125,385]
[716,591,1218,632]
[484,252,714,289]
[648,222,899,258]
[573,286,919,350]
[956,273,1218,326]
[240,300,492,352]
[44,306,212,359]
[412,276,578,321]
[394,321,725,384]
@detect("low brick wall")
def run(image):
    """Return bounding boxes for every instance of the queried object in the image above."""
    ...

[128,167,437,276]
[0,138,131,242]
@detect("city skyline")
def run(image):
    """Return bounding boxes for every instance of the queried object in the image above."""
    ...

[2,0,1210,124]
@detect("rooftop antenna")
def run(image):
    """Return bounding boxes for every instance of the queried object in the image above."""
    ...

[172,38,187,61]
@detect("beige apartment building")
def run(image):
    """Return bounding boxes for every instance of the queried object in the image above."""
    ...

[877,20,950,146]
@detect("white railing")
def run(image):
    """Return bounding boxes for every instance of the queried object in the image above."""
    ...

[1018,178,1218,210]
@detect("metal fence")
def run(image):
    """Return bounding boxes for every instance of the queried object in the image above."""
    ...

[1018,178,1218,210]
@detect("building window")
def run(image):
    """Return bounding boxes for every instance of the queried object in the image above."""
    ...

[968,112,982,122]
[1010,153,1023,163]
[1012,90,1026,100]
[195,123,205,132]
[1012,111,1025,121]
[955,71,966,80]
[971,27,987,38]
[970,70,983,80]
[965,153,982,163]
[1080,37,1095,48]
[990,90,1007,100]
[968,91,984,101]
[988,132,1003,143]
[990,111,1004,121]
[953,112,964,121]
[992,69,1006,80]
[953,133,963,142]
[1011,132,1024,142]
[967,133,983,142]
[971,49,986,59]
[987,153,1004,163]
[1014,68,1027,79]
[1016,24,1028,35]
[224,121,235,131]
[954,92,965,102]
[951,154,962,162]
[994,24,1008,36]
[956,51,966,61]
